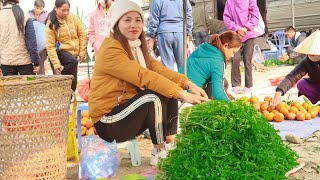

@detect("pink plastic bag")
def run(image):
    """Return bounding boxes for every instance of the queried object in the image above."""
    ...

[78,76,91,101]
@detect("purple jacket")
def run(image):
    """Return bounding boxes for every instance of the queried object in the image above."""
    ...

[27,10,48,24]
[223,0,259,42]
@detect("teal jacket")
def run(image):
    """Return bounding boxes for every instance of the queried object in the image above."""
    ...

[179,43,230,101]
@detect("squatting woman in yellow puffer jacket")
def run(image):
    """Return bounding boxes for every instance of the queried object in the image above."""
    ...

[46,0,86,91]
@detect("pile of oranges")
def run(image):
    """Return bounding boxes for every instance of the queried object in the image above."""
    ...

[240,96,320,122]
[78,110,96,136]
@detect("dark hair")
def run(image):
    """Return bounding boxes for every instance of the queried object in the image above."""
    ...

[113,23,151,68]
[34,0,45,7]
[285,26,296,32]
[3,0,25,35]
[209,30,242,63]
[47,0,70,31]
[190,0,195,6]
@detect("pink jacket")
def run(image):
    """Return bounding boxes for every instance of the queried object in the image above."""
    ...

[223,0,259,42]
[88,4,111,54]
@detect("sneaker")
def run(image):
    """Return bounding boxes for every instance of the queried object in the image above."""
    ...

[150,148,167,166]
[232,87,243,94]
[165,142,177,151]
[242,87,252,94]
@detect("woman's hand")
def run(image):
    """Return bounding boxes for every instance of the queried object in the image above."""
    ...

[79,56,85,63]
[55,67,63,74]
[270,91,282,109]
[147,38,155,52]
[186,81,209,99]
[33,66,40,74]
[178,90,210,105]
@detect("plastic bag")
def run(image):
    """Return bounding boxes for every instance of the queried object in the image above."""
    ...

[253,44,265,63]
[67,99,79,163]
[77,76,91,101]
[80,135,119,179]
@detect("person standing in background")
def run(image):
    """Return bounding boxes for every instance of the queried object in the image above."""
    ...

[223,0,260,94]
[28,0,48,24]
[46,0,87,91]
[189,0,210,47]
[0,0,40,75]
[148,0,193,71]
[88,0,113,55]
[28,0,48,74]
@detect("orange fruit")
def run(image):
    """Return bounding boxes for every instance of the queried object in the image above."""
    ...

[239,96,249,102]
[260,104,269,111]
[309,110,318,118]
[85,119,94,129]
[297,105,305,111]
[276,102,287,111]
[302,102,312,111]
[253,102,261,111]
[274,113,284,122]
[262,110,269,116]
[261,101,270,106]
[286,112,296,120]
[289,106,298,114]
[296,112,305,121]
[266,113,274,121]
[272,110,279,114]
[291,101,301,108]
[284,104,290,110]
[249,96,260,103]
[81,110,90,118]
[86,127,95,136]
[279,107,289,116]
[264,96,273,102]
[267,106,274,112]
[81,126,87,136]
[305,113,311,120]
[81,117,89,126]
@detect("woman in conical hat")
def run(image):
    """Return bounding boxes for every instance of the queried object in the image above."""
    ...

[270,29,320,107]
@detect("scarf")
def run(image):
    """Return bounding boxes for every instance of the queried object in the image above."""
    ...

[128,39,147,68]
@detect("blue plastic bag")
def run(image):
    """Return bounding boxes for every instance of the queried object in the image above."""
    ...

[80,135,119,179]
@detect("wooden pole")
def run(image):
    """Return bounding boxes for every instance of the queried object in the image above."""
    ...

[183,0,187,75]
[291,0,295,27]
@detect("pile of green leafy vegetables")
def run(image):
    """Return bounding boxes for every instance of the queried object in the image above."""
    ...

[158,100,298,179]
[262,58,295,67]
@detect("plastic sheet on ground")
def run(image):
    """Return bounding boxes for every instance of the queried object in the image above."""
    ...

[270,116,320,140]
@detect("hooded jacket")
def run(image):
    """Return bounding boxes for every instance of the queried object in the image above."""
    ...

[223,0,259,42]
[88,4,111,54]
[178,43,230,101]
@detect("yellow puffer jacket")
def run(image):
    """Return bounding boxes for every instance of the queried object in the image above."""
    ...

[89,36,188,123]
[46,13,87,69]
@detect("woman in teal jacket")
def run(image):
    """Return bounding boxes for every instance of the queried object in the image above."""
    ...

[179,31,242,101]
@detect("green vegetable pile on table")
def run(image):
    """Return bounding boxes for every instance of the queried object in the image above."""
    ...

[262,58,295,67]
[158,100,298,179]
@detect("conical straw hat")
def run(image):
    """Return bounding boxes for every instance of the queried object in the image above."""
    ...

[294,29,320,55]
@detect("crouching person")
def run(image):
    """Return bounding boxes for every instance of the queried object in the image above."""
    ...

[89,0,209,166]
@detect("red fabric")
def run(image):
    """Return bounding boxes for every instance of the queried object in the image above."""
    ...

[78,76,91,101]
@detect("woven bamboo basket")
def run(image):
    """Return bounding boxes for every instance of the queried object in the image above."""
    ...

[0,75,73,179]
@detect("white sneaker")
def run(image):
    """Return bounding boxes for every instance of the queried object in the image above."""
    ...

[165,142,177,151]
[150,148,167,166]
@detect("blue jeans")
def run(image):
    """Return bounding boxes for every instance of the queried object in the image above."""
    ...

[192,31,209,47]
[158,32,184,70]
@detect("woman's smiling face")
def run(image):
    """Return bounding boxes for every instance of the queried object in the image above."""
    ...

[118,11,143,41]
